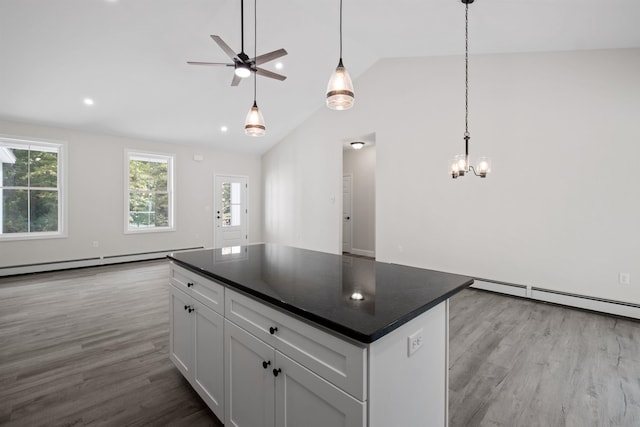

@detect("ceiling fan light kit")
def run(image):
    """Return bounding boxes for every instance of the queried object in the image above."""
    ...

[450,0,491,179]
[234,63,252,78]
[326,0,355,110]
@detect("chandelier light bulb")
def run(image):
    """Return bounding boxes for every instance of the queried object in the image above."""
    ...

[476,157,491,177]
[455,154,468,173]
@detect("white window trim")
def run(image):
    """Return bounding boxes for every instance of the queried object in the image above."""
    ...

[124,149,176,234]
[0,135,68,241]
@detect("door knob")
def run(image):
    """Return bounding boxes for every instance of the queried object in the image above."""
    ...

[269,326,278,335]
[273,368,281,377]
[262,360,271,369]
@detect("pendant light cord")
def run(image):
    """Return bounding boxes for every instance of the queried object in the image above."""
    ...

[339,0,343,60]
[240,0,245,54]
[253,0,257,103]
[464,1,469,137]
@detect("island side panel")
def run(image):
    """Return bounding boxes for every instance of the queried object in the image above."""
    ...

[368,301,448,427]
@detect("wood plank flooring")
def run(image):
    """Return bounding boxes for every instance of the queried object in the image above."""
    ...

[1,261,638,426]
[449,288,640,426]
[0,261,221,427]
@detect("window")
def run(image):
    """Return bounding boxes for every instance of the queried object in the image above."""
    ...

[221,181,242,227]
[0,137,65,240]
[125,151,174,233]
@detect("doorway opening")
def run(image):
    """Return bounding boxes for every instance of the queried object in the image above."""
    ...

[342,133,376,258]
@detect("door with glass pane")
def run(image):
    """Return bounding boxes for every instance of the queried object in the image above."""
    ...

[214,175,248,248]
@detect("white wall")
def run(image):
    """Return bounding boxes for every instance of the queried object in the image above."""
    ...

[262,48,640,305]
[343,145,375,255]
[0,119,262,268]
[262,122,346,254]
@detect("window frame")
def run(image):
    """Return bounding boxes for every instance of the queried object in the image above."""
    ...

[124,149,175,234]
[0,135,67,241]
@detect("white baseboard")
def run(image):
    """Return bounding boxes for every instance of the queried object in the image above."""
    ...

[0,247,203,277]
[471,280,527,298]
[350,248,375,258]
[471,280,640,320]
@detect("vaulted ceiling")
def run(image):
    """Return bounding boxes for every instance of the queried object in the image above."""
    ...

[1,0,639,155]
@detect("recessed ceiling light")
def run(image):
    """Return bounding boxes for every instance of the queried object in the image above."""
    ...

[220,126,228,133]
[83,98,94,106]
[275,62,283,70]
[350,292,364,301]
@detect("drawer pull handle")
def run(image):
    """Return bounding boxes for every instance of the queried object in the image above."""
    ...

[187,282,194,288]
[262,360,271,369]
[273,368,281,377]
[269,326,278,335]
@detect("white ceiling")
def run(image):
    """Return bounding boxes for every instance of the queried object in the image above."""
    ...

[1,0,639,155]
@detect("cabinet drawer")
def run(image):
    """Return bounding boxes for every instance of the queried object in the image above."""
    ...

[170,263,224,315]
[225,289,367,401]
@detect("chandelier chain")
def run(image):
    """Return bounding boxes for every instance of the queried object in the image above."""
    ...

[464,1,469,137]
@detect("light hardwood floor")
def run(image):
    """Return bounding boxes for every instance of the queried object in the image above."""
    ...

[1,260,638,426]
[449,288,640,426]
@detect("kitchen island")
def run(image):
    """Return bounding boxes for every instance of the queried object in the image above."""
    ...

[168,244,473,427]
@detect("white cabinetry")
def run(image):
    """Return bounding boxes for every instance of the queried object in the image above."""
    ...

[225,320,364,427]
[170,263,450,427]
[169,265,225,421]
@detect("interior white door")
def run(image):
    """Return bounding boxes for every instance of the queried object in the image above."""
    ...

[215,175,248,248]
[342,175,353,253]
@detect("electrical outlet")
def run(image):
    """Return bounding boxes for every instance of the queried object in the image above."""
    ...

[619,272,630,285]
[407,329,424,357]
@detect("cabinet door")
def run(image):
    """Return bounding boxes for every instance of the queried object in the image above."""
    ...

[225,320,275,427]
[169,285,192,378]
[275,352,365,427]
[193,300,225,421]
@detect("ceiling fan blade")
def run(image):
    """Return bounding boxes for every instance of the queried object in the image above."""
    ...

[187,61,234,67]
[253,48,288,66]
[231,74,242,86]
[211,35,239,61]
[255,68,287,81]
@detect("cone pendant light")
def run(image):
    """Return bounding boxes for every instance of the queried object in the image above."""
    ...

[326,0,354,110]
[244,100,265,137]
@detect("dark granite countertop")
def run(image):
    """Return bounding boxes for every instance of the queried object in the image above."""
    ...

[168,244,473,344]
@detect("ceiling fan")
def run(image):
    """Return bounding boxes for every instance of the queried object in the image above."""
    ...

[187,0,287,86]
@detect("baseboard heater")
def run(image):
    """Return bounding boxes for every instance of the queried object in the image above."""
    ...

[472,279,640,321]
[0,246,204,277]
